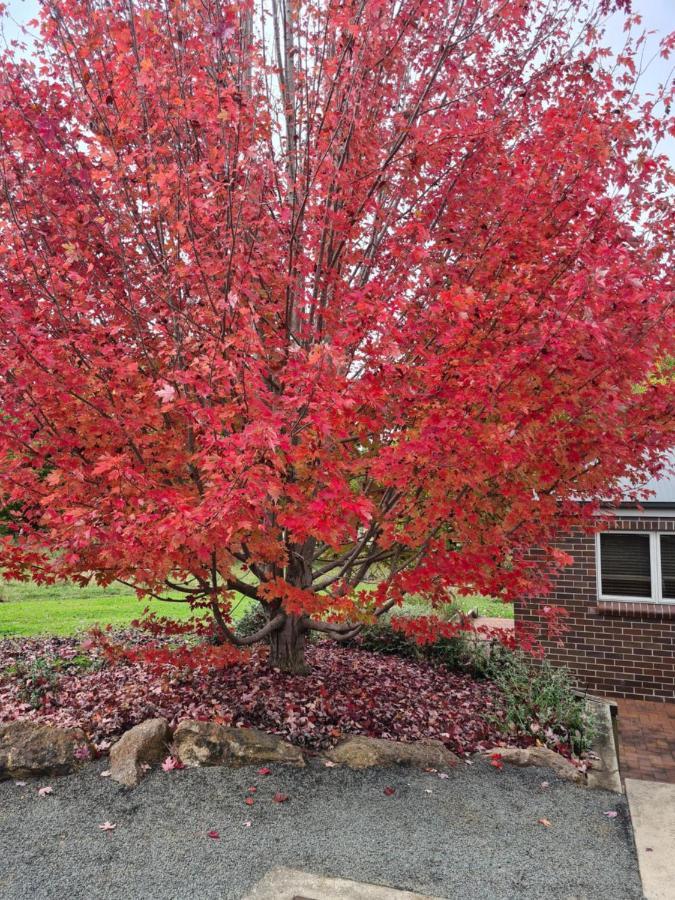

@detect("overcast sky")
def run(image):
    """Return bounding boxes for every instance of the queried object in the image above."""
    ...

[2,0,673,163]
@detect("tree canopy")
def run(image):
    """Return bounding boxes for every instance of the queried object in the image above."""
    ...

[0,0,672,670]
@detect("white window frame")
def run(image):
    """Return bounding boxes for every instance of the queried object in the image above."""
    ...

[595,531,673,604]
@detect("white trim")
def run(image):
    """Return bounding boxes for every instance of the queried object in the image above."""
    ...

[595,531,672,604]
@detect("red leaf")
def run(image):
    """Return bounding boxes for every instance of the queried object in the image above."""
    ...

[383,786,395,796]
[272,792,289,803]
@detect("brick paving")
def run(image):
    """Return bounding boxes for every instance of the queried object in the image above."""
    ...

[615,699,675,784]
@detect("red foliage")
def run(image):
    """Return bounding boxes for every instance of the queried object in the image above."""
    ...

[0,0,672,663]
[1,634,524,756]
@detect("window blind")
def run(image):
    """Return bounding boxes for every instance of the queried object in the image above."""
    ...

[661,535,675,601]
[600,533,651,598]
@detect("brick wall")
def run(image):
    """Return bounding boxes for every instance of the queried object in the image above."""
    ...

[515,515,675,702]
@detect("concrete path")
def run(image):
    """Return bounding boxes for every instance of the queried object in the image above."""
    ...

[625,779,675,900]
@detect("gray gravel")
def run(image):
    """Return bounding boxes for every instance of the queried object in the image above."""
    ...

[0,758,642,900]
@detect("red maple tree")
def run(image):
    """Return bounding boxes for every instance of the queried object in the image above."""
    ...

[0,0,672,672]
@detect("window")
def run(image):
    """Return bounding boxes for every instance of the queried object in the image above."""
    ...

[596,531,674,603]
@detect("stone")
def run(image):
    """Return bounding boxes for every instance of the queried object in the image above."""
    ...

[244,867,447,900]
[324,735,460,770]
[109,718,171,787]
[483,746,584,783]
[173,721,305,768]
[0,720,93,780]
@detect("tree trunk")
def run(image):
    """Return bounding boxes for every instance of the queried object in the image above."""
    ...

[268,614,308,674]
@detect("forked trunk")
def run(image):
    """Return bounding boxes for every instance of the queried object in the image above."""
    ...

[268,613,308,674]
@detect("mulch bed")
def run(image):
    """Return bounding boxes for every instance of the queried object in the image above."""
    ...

[0,633,519,755]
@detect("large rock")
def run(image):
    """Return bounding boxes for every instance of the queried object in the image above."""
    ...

[0,720,93,780]
[109,718,171,787]
[173,722,305,768]
[325,735,460,770]
[483,746,584,783]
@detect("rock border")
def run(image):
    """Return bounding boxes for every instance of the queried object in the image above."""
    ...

[2,716,620,790]
[479,745,585,783]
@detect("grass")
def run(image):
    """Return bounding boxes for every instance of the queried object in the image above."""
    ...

[0,575,510,639]
[0,579,253,638]
[392,594,512,622]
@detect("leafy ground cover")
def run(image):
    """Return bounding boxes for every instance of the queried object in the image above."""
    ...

[0,633,520,757]
[0,578,510,638]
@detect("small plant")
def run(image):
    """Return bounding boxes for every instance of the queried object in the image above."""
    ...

[489,652,595,757]
[66,653,104,673]
[12,658,61,709]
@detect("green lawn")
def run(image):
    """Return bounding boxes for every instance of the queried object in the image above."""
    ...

[0,576,510,639]
[399,593,512,620]
[0,579,253,638]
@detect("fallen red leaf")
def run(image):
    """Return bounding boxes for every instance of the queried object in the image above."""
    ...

[273,792,289,803]
[384,786,395,796]
[207,830,220,839]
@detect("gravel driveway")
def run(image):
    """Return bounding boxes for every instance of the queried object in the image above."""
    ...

[0,757,642,900]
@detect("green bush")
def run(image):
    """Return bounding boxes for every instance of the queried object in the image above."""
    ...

[236,605,269,639]
[425,632,497,676]
[356,618,503,676]
[490,652,595,756]
[358,620,423,659]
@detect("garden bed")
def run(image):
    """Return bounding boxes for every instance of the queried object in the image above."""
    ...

[0,633,527,756]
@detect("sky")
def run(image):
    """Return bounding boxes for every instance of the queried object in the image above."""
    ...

[1,0,673,163]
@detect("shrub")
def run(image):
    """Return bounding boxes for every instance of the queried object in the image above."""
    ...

[357,617,502,676]
[358,620,423,659]
[235,605,269,640]
[425,632,496,676]
[489,652,595,756]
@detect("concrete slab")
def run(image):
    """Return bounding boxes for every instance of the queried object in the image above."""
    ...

[626,778,675,900]
[243,867,447,900]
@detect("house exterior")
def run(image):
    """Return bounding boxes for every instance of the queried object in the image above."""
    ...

[516,460,675,702]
